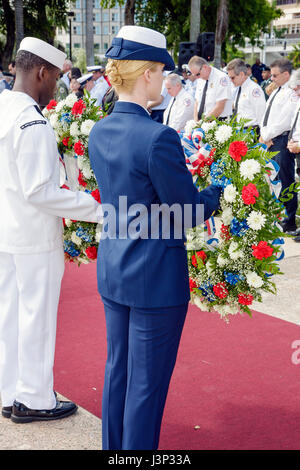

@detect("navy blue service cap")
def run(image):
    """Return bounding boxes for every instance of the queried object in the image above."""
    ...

[105,25,175,71]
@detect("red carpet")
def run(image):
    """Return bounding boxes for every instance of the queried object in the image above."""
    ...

[54,262,300,450]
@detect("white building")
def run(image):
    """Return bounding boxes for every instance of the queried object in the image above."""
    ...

[240,0,300,65]
[56,0,125,59]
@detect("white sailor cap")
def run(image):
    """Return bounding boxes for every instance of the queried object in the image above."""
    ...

[105,25,175,71]
[77,72,93,85]
[18,37,67,70]
[87,65,105,72]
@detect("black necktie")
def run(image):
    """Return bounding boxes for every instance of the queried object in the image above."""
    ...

[262,86,281,127]
[232,86,241,118]
[166,97,176,125]
[198,80,208,120]
[288,108,300,141]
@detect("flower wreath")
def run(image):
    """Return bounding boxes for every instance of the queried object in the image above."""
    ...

[180,118,286,320]
[43,91,105,265]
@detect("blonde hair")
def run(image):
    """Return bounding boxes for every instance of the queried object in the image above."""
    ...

[106,59,163,93]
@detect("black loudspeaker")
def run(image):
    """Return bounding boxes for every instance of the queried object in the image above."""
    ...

[178,42,199,71]
[197,32,215,62]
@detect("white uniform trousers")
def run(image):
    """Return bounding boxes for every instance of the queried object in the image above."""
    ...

[0,248,64,410]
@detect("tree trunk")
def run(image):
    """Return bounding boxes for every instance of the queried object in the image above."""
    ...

[214,0,229,69]
[14,0,24,50]
[125,0,135,25]
[85,0,94,66]
[190,0,200,42]
[1,0,15,68]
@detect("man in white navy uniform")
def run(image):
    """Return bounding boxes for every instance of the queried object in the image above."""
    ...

[188,55,232,121]
[147,72,172,122]
[260,58,298,234]
[163,73,194,132]
[87,65,109,107]
[182,64,197,98]
[0,37,103,423]
[227,58,266,136]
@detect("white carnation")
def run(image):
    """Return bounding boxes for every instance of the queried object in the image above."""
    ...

[81,119,95,136]
[228,241,243,260]
[223,184,237,203]
[201,121,217,133]
[82,163,92,179]
[49,113,58,128]
[221,206,234,226]
[184,119,197,135]
[214,304,239,317]
[70,121,80,137]
[246,211,266,231]
[71,232,82,246]
[246,271,264,288]
[192,296,207,311]
[217,254,228,267]
[65,93,78,108]
[55,100,66,113]
[215,124,232,143]
[240,159,261,181]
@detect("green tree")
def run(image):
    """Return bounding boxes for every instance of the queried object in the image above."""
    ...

[0,0,70,68]
[100,0,136,25]
[288,43,300,69]
[14,0,24,50]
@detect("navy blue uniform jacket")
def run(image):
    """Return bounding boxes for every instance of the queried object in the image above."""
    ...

[89,101,221,308]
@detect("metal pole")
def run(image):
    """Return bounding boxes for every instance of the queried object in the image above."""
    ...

[69,18,72,61]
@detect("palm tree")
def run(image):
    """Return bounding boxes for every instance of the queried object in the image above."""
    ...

[124,0,135,25]
[214,0,229,69]
[14,0,24,51]
[190,0,200,42]
[85,0,94,67]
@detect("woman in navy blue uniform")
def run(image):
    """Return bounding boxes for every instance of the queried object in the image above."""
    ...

[88,26,221,450]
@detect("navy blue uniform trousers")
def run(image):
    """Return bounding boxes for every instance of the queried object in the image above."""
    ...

[269,134,297,226]
[101,296,188,450]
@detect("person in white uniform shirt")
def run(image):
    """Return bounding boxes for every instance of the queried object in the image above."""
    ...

[182,64,197,98]
[61,59,72,88]
[87,65,109,107]
[188,55,232,121]
[0,37,103,423]
[147,72,172,122]
[227,58,266,136]
[260,58,298,234]
[286,69,300,241]
[163,73,194,132]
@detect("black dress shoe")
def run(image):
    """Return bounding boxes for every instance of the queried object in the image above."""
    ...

[10,399,78,423]
[1,406,12,419]
[293,235,300,243]
[279,221,297,234]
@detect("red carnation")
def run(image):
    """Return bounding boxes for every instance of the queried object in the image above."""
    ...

[62,137,70,147]
[189,278,197,291]
[252,241,273,260]
[213,282,228,299]
[91,188,101,203]
[242,183,259,205]
[191,250,207,267]
[238,293,253,306]
[61,184,70,190]
[46,99,57,110]
[71,99,86,116]
[78,170,87,187]
[85,246,98,260]
[228,141,248,162]
[74,140,85,156]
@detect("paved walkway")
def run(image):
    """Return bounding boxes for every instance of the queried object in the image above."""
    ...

[1,237,300,450]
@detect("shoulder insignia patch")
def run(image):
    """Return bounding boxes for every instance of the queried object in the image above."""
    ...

[252,88,261,98]
[220,77,228,87]
[20,120,47,130]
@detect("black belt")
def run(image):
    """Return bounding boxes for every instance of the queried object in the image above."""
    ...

[273,131,289,140]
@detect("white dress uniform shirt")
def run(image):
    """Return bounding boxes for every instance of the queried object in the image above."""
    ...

[289,101,300,143]
[195,66,233,118]
[163,87,195,132]
[233,77,266,126]
[260,82,298,142]
[0,89,103,254]
[184,79,197,98]
[90,78,109,107]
